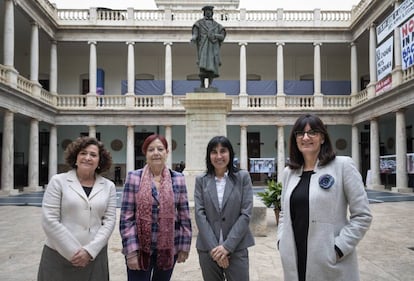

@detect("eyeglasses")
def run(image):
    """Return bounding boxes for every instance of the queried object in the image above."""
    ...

[295,130,320,138]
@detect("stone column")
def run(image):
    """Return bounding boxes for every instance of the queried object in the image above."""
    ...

[164,42,173,95]
[30,21,41,97]
[313,42,323,107]
[126,125,135,173]
[164,42,173,107]
[125,42,135,108]
[276,42,285,95]
[126,41,135,94]
[48,125,57,181]
[89,125,96,138]
[3,0,14,67]
[352,125,360,171]
[87,41,98,107]
[368,24,377,98]
[276,42,286,107]
[313,42,322,95]
[240,125,248,170]
[395,110,408,190]
[277,125,285,182]
[239,42,247,95]
[27,118,41,191]
[392,1,403,86]
[1,111,14,194]
[88,41,97,94]
[3,0,18,86]
[350,42,358,94]
[165,125,172,169]
[30,22,39,82]
[180,93,232,199]
[50,41,58,94]
[369,118,382,188]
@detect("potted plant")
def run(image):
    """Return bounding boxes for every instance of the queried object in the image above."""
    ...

[257,180,282,224]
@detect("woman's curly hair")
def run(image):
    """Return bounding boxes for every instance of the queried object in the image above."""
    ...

[64,136,112,174]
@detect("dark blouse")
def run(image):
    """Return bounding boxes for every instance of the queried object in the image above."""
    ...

[82,186,93,197]
[290,170,314,281]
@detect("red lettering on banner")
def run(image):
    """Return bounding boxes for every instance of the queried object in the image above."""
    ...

[402,18,414,37]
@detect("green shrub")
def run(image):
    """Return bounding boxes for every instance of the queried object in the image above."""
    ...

[257,180,282,210]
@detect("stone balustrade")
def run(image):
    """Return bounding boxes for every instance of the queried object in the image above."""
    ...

[0,65,391,112]
[54,7,355,27]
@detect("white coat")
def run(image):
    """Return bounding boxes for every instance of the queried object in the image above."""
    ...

[41,169,117,261]
[277,156,372,281]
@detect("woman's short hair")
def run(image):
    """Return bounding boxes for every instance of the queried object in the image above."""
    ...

[287,114,335,170]
[205,136,238,182]
[65,136,112,174]
[141,134,168,155]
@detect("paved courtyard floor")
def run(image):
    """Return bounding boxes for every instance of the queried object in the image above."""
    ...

[0,197,413,281]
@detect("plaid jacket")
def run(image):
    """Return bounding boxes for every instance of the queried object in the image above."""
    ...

[120,168,192,256]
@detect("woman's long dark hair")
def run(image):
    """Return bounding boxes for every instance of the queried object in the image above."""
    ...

[287,114,336,170]
[205,136,239,182]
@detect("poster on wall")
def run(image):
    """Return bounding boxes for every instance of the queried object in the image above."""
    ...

[407,153,414,173]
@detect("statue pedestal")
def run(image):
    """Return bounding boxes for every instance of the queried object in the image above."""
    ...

[180,92,232,200]
[180,92,268,237]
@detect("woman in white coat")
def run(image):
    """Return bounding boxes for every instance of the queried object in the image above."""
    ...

[277,114,372,281]
[38,137,117,281]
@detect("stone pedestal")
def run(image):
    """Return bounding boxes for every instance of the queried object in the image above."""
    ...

[180,92,232,200]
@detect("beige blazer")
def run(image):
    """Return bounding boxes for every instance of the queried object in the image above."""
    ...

[42,169,117,261]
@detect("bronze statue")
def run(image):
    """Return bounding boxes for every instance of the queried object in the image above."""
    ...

[191,6,226,89]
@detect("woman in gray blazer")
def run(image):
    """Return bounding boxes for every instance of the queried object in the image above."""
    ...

[277,114,372,281]
[195,136,255,281]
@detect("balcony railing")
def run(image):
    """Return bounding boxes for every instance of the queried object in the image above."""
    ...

[10,62,414,112]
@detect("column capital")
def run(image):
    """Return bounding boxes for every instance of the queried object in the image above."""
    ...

[394,107,407,113]
[88,41,97,45]
[126,41,135,45]
[313,42,322,47]
[238,42,248,46]
[276,42,285,46]
[164,42,173,46]
[350,41,358,47]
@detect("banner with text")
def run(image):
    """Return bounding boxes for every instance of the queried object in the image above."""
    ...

[376,36,393,81]
[377,0,414,43]
[400,15,414,70]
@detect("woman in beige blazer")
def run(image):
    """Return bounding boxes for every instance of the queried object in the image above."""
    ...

[195,136,255,281]
[277,114,372,281]
[38,137,117,281]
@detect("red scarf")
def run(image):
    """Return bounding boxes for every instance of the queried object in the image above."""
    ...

[136,165,175,270]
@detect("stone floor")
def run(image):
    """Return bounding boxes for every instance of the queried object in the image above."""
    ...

[0,199,413,280]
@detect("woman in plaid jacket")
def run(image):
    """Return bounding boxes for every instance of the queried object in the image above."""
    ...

[120,134,192,281]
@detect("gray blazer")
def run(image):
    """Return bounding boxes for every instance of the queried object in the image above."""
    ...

[277,156,372,281]
[194,169,255,253]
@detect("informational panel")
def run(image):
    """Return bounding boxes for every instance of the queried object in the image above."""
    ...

[380,153,414,174]
[249,158,275,174]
